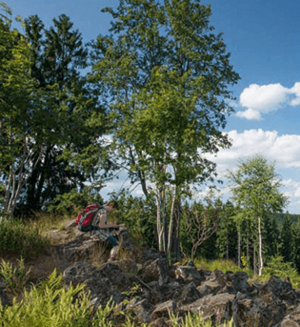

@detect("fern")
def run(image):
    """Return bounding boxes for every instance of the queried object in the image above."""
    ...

[0,270,114,327]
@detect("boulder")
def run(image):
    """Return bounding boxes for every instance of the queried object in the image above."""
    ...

[179,293,235,324]
[63,261,132,305]
[140,258,170,286]
[175,261,205,286]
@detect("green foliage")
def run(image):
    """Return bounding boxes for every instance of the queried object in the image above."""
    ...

[0,218,48,257]
[227,154,288,275]
[262,256,300,288]
[116,192,156,248]
[227,155,288,214]
[195,258,252,276]
[47,186,104,215]
[92,0,239,257]
[280,214,294,262]
[215,200,237,260]
[169,312,234,327]
[0,257,30,291]
[0,270,115,327]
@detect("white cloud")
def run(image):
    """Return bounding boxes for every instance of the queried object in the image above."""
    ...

[204,129,300,212]
[207,129,300,173]
[237,82,300,120]
[282,179,300,199]
[290,82,300,106]
[236,108,262,120]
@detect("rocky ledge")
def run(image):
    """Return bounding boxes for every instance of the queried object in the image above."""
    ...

[2,221,300,327]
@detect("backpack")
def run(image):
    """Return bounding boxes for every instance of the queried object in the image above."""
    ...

[75,203,102,231]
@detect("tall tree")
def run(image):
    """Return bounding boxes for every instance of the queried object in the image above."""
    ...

[227,154,288,276]
[0,4,37,217]
[281,213,294,262]
[20,14,107,214]
[215,200,237,261]
[91,0,239,258]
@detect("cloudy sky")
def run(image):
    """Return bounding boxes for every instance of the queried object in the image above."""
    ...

[7,0,300,213]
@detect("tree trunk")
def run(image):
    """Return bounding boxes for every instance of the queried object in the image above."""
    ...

[156,189,163,252]
[253,244,257,275]
[167,188,176,257]
[174,198,181,262]
[258,212,263,276]
[237,229,241,268]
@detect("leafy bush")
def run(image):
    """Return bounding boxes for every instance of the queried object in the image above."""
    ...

[0,218,48,257]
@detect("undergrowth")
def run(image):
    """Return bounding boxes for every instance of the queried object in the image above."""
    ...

[0,268,233,327]
[0,218,49,258]
[195,258,252,276]
[0,270,116,327]
[30,211,73,234]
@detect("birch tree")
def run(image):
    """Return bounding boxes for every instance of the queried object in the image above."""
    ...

[227,154,288,276]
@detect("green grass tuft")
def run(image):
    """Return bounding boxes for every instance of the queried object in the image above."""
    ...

[0,218,49,258]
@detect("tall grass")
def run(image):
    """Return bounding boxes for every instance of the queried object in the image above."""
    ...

[195,258,252,276]
[0,218,49,258]
[30,211,73,235]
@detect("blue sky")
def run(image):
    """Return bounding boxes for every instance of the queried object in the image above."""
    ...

[7,0,300,213]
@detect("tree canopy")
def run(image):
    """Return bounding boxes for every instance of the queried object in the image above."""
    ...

[227,154,288,275]
[90,0,239,257]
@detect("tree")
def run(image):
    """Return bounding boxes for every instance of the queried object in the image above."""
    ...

[227,154,288,276]
[91,0,239,258]
[0,4,37,217]
[215,200,237,261]
[19,14,108,214]
[281,213,294,262]
[180,199,220,261]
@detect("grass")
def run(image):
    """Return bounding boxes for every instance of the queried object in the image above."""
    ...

[195,258,252,275]
[0,218,49,258]
[30,211,73,235]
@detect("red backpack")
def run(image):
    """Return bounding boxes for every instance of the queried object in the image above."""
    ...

[75,203,102,231]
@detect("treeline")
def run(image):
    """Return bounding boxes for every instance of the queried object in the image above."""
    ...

[116,194,300,274]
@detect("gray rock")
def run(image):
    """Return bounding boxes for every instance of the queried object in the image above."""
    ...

[140,258,170,286]
[151,300,176,320]
[179,293,235,323]
[175,264,205,286]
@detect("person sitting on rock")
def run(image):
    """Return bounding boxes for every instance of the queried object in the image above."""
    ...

[75,201,120,261]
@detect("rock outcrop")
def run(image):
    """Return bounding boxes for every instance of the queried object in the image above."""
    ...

[2,220,300,327]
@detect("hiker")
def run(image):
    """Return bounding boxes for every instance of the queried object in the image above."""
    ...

[75,201,120,261]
